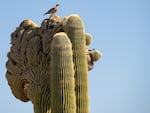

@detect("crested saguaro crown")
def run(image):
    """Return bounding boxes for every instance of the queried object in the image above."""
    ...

[6,5,102,113]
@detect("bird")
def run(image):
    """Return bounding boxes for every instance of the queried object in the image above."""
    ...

[43,4,59,15]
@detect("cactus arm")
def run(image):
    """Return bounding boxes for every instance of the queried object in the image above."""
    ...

[51,32,76,113]
[65,15,89,113]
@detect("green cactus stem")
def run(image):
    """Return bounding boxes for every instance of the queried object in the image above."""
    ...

[65,15,89,113]
[51,32,76,113]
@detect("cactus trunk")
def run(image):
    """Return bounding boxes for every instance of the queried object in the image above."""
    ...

[50,32,76,113]
[26,60,51,113]
[65,15,89,113]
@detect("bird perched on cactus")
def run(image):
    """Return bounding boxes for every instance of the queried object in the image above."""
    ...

[44,4,59,16]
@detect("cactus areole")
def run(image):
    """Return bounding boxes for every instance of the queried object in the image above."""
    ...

[6,14,102,113]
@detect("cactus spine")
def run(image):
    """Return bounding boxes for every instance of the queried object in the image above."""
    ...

[51,32,76,113]
[65,15,89,113]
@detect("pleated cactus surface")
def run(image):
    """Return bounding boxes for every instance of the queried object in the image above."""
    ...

[51,32,76,113]
[65,15,89,113]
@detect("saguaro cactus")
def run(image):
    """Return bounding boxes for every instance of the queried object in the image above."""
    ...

[51,32,76,113]
[6,13,102,113]
[65,15,89,113]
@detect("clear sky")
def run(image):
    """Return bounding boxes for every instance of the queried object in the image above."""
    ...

[1,0,150,113]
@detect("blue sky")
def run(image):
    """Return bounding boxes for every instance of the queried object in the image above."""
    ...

[1,0,150,113]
